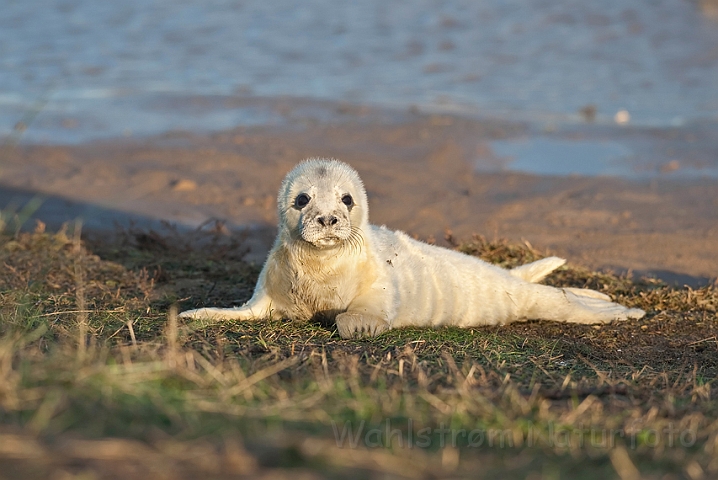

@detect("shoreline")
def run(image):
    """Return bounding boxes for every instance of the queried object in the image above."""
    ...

[1,98,717,286]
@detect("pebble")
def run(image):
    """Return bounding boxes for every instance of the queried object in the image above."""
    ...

[614,110,631,125]
[172,179,198,192]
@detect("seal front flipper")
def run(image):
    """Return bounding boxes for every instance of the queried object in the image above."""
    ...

[335,312,389,339]
[178,292,278,321]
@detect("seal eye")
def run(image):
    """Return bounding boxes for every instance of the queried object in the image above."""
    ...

[295,193,311,209]
[341,194,353,207]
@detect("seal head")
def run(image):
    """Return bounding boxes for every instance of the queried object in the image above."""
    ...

[277,158,368,250]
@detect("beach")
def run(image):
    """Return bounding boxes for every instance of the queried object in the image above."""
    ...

[2,96,717,285]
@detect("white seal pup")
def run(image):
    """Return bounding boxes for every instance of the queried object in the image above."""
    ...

[179,158,645,338]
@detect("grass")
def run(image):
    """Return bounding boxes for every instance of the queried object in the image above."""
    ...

[0,223,716,479]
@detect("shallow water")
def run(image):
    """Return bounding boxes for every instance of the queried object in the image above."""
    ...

[2,0,718,175]
[485,134,718,179]
[489,138,635,177]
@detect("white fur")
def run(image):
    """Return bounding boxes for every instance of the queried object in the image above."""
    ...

[179,159,645,338]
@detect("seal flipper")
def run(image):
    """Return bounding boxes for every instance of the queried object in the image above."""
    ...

[179,292,279,321]
[509,257,566,283]
[518,283,645,324]
[335,312,389,338]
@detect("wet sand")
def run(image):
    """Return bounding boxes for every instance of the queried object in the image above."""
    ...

[2,100,717,286]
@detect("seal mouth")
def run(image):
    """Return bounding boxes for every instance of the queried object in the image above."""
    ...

[312,236,343,248]
[296,232,345,249]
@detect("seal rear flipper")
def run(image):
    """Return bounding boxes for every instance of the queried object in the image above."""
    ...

[520,284,645,324]
[560,292,646,323]
[562,287,611,301]
[509,256,566,283]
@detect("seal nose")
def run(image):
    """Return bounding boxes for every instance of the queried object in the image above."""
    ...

[317,215,339,227]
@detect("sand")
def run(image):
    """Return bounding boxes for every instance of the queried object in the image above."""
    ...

[1,99,716,286]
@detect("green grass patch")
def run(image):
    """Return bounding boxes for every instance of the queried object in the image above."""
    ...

[0,227,716,479]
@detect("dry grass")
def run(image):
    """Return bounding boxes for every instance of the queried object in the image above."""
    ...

[0,225,716,479]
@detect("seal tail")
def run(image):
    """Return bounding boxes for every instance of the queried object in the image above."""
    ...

[509,256,566,283]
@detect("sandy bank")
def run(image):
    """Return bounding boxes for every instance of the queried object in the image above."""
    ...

[2,100,716,285]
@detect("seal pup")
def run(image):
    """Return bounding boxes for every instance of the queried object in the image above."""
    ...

[179,158,645,338]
